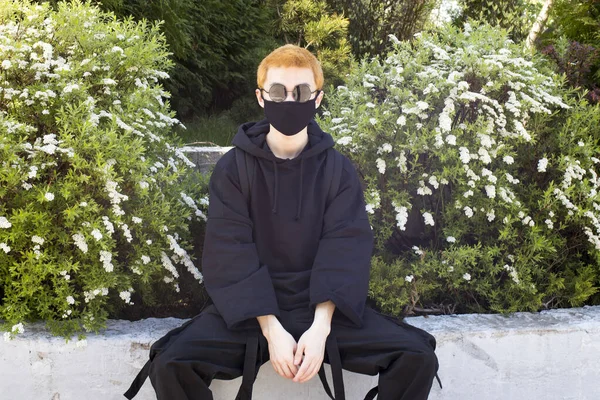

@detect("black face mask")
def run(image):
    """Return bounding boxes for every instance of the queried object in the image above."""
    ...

[263,94,320,136]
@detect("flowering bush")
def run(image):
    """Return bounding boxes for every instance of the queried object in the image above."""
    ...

[0,0,208,340]
[318,20,600,317]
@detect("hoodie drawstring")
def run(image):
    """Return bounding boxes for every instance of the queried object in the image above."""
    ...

[295,157,304,220]
[269,157,304,220]
[271,160,278,215]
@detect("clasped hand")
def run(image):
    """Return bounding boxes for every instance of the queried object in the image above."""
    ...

[265,322,330,383]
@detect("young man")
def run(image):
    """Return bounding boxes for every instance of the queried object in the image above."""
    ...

[124,44,440,400]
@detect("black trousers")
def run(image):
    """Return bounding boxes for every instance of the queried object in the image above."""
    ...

[124,304,441,400]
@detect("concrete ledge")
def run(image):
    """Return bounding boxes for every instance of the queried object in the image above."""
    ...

[2,305,599,400]
[178,146,233,174]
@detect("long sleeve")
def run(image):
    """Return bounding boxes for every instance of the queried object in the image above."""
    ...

[201,155,280,330]
[309,156,374,328]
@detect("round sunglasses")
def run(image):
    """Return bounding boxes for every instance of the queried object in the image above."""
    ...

[259,83,320,103]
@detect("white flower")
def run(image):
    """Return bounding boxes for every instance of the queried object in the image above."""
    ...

[445,135,456,145]
[485,185,496,199]
[428,175,439,189]
[545,219,554,229]
[464,206,474,218]
[377,143,392,154]
[0,243,10,253]
[366,102,376,108]
[538,158,548,172]
[459,147,471,164]
[503,155,514,165]
[578,141,585,147]
[79,201,88,207]
[132,216,142,224]
[1,60,12,69]
[66,296,75,305]
[405,275,414,283]
[423,212,435,226]
[119,290,132,304]
[369,118,378,125]
[72,233,88,253]
[396,115,406,126]
[0,216,12,229]
[463,273,471,281]
[31,235,45,245]
[412,246,423,256]
[100,250,114,272]
[141,255,151,264]
[44,192,54,201]
[138,181,149,190]
[102,78,117,85]
[446,236,456,243]
[91,229,103,241]
[376,158,386,174]
[417,180,433,196]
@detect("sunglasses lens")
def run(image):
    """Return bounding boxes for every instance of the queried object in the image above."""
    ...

[298,84,312,102]
[269,83,286,102]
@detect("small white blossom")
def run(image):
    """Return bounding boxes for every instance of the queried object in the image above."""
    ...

[423,212,435,226]
[44,192,55,201]
[72,233,88,253]
[538,158,548,172]
[0,216,12,229]
[503,155,514,165]
[405,275,414,283]
[463,273,471,281]
[66,296,75,305]
[91,229,103,241]
[446,236,456,243]
[31,235,45,245]
[376,158,386,174]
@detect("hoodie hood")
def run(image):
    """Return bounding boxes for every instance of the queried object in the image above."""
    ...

[232,118,335,220]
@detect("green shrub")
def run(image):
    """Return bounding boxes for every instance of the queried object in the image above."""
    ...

[318,20,600,317]
[453,0,540,44]
[270,0,353,90]
[0,0,208,341]
[327,0,439,58]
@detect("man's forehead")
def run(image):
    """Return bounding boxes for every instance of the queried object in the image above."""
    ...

[264,66,316,88]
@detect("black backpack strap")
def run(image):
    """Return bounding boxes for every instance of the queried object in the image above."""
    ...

[325,148,344,208]
[234,147,255,207]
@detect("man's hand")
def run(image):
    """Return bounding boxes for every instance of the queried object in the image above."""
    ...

[257,315,298,380]
[292,300,336,383]
[292,322,329,383]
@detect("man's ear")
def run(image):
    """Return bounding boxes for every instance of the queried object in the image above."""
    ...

[255,88,264,109]
[316,90,324,108]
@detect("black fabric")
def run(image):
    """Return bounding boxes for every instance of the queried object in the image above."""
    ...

[201,118,374,331]
[128,304,439,400]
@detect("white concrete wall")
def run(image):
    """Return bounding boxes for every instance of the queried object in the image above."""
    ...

[1,305,599,400]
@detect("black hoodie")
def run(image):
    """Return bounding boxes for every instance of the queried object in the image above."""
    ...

[201,118,374,331]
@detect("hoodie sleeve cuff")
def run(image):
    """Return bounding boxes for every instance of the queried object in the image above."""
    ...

[206,266,281,331]
[309,291,364,328]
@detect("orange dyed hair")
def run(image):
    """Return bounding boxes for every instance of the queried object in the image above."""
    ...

[257,44,324,90]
